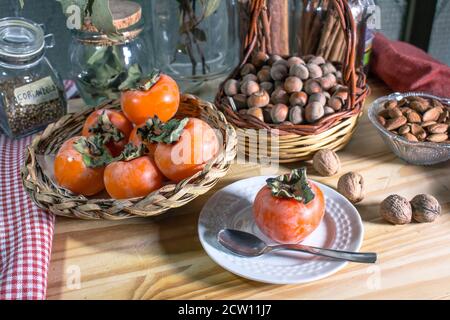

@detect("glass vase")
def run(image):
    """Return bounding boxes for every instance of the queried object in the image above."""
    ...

[148,0,239,94]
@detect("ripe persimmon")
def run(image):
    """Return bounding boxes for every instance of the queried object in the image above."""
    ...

[153,117,220,182]
[253,168,325,244]
[54,136,110,196]
[104,144,164,199]
[121,71,180,125]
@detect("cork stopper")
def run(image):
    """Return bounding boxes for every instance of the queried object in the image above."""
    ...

[109,0,142,30]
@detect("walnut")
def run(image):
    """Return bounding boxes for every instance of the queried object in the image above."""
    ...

[312,149,341,176]
[380,194,412,225]
[411,194,441,223]
[337,172,364,203]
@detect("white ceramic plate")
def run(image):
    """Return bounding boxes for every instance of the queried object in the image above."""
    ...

[198,175,364,284]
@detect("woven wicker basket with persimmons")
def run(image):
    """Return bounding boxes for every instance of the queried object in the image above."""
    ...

[21,94,237,220]
[216,0,369,163]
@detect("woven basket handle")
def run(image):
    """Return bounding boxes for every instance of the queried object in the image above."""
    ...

[241,0,358,108]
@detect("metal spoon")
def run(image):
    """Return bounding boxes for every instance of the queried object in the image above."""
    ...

[217,229,377,264]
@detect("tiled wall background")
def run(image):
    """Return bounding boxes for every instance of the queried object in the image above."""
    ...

[1,0,449,79]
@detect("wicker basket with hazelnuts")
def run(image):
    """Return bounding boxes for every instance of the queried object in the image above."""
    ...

[215,0,368,162]
[222,53,348,126]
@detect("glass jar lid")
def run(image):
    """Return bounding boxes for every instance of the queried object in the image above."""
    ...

[0,17,52,64]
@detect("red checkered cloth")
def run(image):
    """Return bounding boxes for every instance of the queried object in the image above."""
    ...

[0,135,55,300]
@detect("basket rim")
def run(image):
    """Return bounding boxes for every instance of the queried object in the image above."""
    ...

[21,93,237,220]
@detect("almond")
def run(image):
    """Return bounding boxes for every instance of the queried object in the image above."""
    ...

[411,123,427,141]
[384,100,398,110]
[384,116,407,131]
[421,121,437,127]
[406,111,421,123]
[402,133,418,142]
[427,123,448,134]
[427,133,448,143]
[388,107,403,118]
[438,110,449,123]
[422,107,441,122]
[377,115,386,126]
[410,101,429,113]
[398,124,410,135]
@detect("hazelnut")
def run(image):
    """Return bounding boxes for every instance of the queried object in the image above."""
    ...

[324,106,335,115]
[247,90,270,108]
[304,79,322,95]
[273,58,289,68]
[411,194,441,223]
[323,91,331,99]
[309,92,327,107]
[321,62,337,75]
[231,94,247,110]
[242,73,258,82]
[240,63,256,76]
[247,107,264,122]
[251,51,269,68]
[318,73,337,90]
[289,64,309,80]
[260,81,274,95]
[274,80,284,89]
[240,80,260,96]
[306,63,323,79]
[380,194,412,225]
[270,103,289,124]
[335,70,343,79]
[289,106,304,124]
[271,88,289,105]
[305,101,325,123]
[328,96,344,111]
[312,149,341,176]
[287,56,305,67]
[333,88,349,101]
[337,172,364,203]
[284,76,303,93]
[268,54,283,65]
[257,69,272,82]
[308,56,326,65]
[238,109,247,115]
[224,79,240,96]
[289,91,308,107]
[270,63,288,81]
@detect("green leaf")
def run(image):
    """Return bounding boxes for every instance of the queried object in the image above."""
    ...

[203,0,221,18]
[138,117,189,144]
[19,0,24,9]
[90,0,120,37]
[73,135,114,168]
[192,28,207,42]
[86,46,108,65]
[266,168,316,204]
[118,64,142,91]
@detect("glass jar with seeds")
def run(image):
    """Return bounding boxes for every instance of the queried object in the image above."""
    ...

[0,17,67,139]
[69,0,150,106]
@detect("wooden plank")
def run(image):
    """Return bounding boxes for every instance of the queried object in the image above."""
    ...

[47,79,450,299]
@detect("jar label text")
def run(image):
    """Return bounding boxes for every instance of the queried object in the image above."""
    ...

[14,76,60,106]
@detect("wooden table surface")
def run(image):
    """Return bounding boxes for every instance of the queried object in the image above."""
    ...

[47,79,450,300]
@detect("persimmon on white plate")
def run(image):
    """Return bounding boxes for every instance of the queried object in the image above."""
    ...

[198,175,364,284]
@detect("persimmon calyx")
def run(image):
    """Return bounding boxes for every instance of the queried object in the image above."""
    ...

[266,168,315,204]
[88,111,124,143]
[119,69,161,92]
[116,143,147,162]
[73,136,114,168]
[138,117,189,144]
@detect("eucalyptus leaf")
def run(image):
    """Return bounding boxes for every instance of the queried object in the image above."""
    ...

[203,0,221,18]
[19,0,24,9]
[192,28,207,42]
[90,0,120,37]
[118,64,142,91]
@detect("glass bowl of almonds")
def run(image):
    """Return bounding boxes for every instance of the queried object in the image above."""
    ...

[368,92,450,165]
